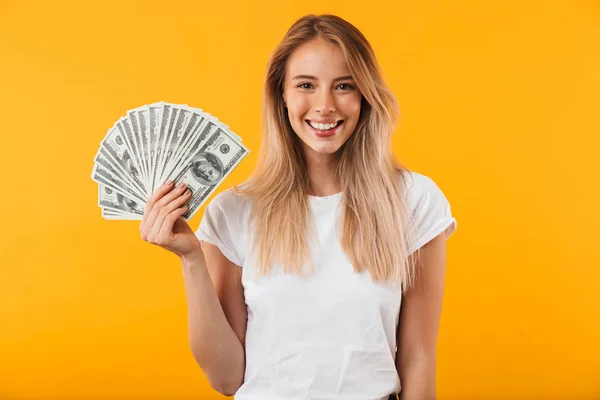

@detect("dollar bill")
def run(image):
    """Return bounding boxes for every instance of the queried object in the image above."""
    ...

[170,125,249,220]
[151,103,172,192]
[136,106,151,185]
[160,106,194,185]
[98,184,145,216]
[92,102,249,221]
[92,163,146,204]
[94,147,146,199]
[115,117,148,189]
[102,208,142,220]
[148,102,164,194]
[162,106,206,185]
[98,125,147,198]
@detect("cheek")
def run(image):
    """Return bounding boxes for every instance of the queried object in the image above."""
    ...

[340,94,362,118]
[287,93,310,116]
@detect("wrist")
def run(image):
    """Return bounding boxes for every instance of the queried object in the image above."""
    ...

[179,245,204,269]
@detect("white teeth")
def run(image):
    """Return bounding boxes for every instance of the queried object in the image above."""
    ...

[308,121,339,130]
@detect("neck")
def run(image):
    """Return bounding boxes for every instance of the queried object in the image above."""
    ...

[303,147,341,197]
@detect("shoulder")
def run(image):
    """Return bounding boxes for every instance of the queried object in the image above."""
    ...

[401,169,457,253]
[402,170,448,210]
[200,186,254,240]
[196,187,252,267]
[403,170,440,196]
[206,187,251,214]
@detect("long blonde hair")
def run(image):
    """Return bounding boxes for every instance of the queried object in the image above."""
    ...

[234,14,421,293]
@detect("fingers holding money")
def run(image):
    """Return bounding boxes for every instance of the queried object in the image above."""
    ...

[140,180,174,232]
[141,180,183,235]
[142,183,191,245]
[156,199,190,243]
[146,191,190,246]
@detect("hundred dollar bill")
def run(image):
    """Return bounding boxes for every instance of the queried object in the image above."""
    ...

[148,102,164,194]
[98,184,145,216]
[125,108,145,185]
[94,147,146,199]
[102,207,128,216]
[171,125,249,221]
[155,104,180,187]
[184,105,242,143]
[162,118,220,183]
[161,112,214,183]
[115,117,148,189]
[99,125,147,197]
[160,106,194,186]
[101,208,142,220]
[92,163,146,204]
[151,103,172,194]
[162,106,206,185]
[93,102,249,222]
[136,105,151,184]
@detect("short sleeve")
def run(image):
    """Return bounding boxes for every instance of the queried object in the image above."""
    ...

[407,172,457,254]
[195,191,243,267]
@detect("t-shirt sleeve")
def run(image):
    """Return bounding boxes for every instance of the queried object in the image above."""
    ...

[407,173,457,254]
[194,191,243,267]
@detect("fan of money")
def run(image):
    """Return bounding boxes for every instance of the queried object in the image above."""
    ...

[91,102,249,221]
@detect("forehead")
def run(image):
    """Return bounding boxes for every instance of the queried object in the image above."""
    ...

[285,38,350,78]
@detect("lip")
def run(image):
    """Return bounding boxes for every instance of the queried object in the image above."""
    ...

[305,120,344,138]
[307,119,342,124]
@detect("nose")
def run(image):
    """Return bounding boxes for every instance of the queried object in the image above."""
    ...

[314,88,336,114]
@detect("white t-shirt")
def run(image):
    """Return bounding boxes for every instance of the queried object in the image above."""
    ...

[195,171,457,400]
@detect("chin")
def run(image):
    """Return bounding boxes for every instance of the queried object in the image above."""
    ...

[306,142,342,155]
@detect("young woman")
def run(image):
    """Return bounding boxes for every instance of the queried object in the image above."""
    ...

[140,13,457,400]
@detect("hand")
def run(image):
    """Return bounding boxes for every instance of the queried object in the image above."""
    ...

[140,180,202,259]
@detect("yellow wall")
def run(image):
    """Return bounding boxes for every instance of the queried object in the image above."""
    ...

[1,0,599,398]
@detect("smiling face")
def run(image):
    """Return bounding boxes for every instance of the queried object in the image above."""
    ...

[283,37,362,160]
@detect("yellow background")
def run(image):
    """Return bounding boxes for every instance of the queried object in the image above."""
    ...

[1,0,599,398]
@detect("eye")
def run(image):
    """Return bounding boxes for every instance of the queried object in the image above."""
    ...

[337,83,355,91]
[298,82,313,89]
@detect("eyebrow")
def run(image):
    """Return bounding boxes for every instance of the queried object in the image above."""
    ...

[291,75,354,82]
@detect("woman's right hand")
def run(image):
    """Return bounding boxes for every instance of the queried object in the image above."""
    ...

[140,180,202,260]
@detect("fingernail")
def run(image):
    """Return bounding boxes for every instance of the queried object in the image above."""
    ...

[166,180,173,186]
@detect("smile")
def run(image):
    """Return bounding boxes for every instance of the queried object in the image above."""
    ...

[305,120,344,137]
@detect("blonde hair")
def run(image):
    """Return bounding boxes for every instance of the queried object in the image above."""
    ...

[233,14,422,293]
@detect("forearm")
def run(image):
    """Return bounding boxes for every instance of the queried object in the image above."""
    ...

[398,358,437,400]
[181,254,245,395]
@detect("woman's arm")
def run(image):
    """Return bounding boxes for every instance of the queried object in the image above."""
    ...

[139,181,246,395]
[396,231,448,400]
[181,244,247,396]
